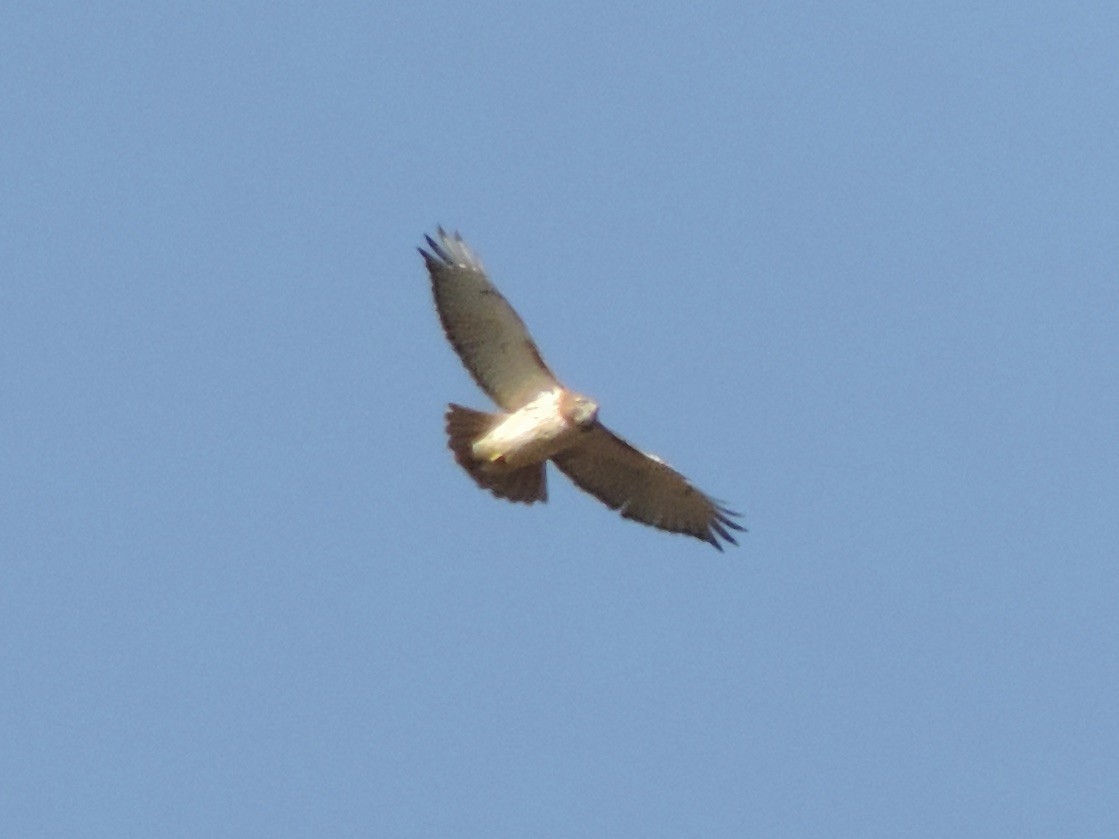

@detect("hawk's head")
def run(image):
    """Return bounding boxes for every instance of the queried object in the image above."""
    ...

[562,392,599,428]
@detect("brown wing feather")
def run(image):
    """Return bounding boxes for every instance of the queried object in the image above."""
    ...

[552,425,744,550]
[421,228,561,410]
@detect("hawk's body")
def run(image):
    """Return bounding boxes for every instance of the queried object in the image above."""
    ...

[470,388,593,469]
[421,228,743,550]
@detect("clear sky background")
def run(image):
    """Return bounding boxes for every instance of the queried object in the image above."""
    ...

[3,3,1117,836]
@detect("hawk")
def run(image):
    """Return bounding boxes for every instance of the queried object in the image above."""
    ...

[421,228,744,550]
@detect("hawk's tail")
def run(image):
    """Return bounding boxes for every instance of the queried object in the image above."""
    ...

[445,404,547,504]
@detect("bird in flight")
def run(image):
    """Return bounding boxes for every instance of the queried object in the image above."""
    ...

[420,228,743,550]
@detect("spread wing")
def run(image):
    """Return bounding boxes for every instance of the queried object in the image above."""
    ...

[421,228,561,410]
[552,425,744,550]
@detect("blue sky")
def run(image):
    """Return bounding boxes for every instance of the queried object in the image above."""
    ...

[3,2,1117,836]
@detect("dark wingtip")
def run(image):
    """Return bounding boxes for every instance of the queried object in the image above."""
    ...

[707,526,737,550]
[705,504,746,550]
[420,230,452,267]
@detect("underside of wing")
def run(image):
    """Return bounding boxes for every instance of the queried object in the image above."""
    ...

[421,228,561,410]
[552,424,744,550]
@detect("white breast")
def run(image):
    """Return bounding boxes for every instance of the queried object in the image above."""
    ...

[472,390,577,468]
